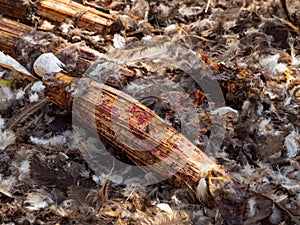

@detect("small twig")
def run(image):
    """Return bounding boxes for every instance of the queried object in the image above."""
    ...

[82,0,110,13]
[280,0,293,24]
[273,16,299,32]
[205,0,211,13]
[177,25,216,43]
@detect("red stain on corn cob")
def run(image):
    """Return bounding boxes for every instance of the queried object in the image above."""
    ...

[128,104,153,136]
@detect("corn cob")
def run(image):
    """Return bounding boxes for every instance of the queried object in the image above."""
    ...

[32,53,249,224]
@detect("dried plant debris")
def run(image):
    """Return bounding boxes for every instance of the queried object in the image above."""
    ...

[0,0,300,224]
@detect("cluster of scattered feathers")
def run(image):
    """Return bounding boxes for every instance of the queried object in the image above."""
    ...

[0,0,300,224]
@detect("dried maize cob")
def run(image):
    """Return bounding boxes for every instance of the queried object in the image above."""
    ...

[33,53,249,224]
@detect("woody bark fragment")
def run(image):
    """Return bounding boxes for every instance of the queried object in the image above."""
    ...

[0,0,120,34]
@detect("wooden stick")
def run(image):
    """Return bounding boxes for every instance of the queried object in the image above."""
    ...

[0,0,120,34]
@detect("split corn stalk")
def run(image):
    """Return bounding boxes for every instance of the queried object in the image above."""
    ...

[0,0,119,34]
[0,17,32,55]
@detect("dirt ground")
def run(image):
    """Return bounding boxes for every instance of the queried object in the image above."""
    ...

[0,0,300,224]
